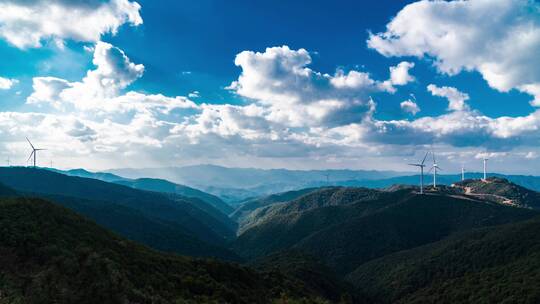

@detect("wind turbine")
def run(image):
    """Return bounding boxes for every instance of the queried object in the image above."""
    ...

[6,157,10,167]
[483,158,488,181]
[322,173,330,185]
[408,151,429,194]
[26,137,46,168]
[461,165,465,181]
[429,150,442,188]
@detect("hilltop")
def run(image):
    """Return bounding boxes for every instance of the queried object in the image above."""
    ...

[452,177,540,209]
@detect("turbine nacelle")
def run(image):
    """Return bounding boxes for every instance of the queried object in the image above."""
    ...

[26,137,46,168]
[408,151,429,194]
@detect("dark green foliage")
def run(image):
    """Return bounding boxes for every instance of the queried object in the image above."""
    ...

[0,168,237,260]
[347,216,540,304]
[0,183,16,197]
[251,250,358,303]
[38,193,241,261]
[231,187,319,225]
[235,187,537,275]
[234,188,414,259]
[294,194,536,274]
[236,187,389,236]
[0,197,329,304]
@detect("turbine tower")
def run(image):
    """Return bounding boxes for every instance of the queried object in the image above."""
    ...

[461,165,465,181]
[483,158,488,181]
[322,173,330,185]
[6,157,10,167]
[429,150,442,187]
[26,137,46,168]
[408,151,429,194]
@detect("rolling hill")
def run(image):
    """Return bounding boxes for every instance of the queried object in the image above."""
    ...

[0,196,334,303]
[0,168,238,260]
[347,215,540,303]
[52,168,234,215]
[234,187,412,255]
[115,177,233,215]
[234,186,538,275]
[230,187,320,230]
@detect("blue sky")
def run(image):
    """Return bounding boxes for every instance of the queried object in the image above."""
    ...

[0,0,539,173]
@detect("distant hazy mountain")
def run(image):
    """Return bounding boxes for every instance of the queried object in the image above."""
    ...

[0,168,238,260]
[49,168,127,183]
[50,168,234,214]
[107,165,540,203]
[0,196,333,303]
[115,178,234,215]
[107,165,412,201]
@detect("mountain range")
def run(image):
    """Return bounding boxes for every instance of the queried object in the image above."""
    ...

[0,167,238,260]
[1,166,539,303]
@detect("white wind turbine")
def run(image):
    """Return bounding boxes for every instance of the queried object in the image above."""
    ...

[429,150,442,187]
[483,157,489,181]
[26,137,46,168]
[322,173,330,185]
[408,151,429,194]
[461,165,465,181]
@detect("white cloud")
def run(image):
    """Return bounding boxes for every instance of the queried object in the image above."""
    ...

[389,61,415,86]
[63,41,144,100]
[368,0,540,105]
[10,42,540,172]
[229,45,392,127]
[27,42,173,114]
[400,99,420,115]
[0,0,142,48]
[188,91,200,98]
[0,77,17,89]
[427,84,469,111]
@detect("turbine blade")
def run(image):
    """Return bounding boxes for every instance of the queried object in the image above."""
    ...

[27,151,34,163]
[421,151,428,165]
[26,137,35,149]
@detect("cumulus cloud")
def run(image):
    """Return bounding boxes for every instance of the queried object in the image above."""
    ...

[427,84,469,111]
[0,76,17,89]
[26,42,187,116]
[0,0,142,48]
[367,0,540,105]
[229,45,393,127]
[400,99,420,115]
[389,61,415,86]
